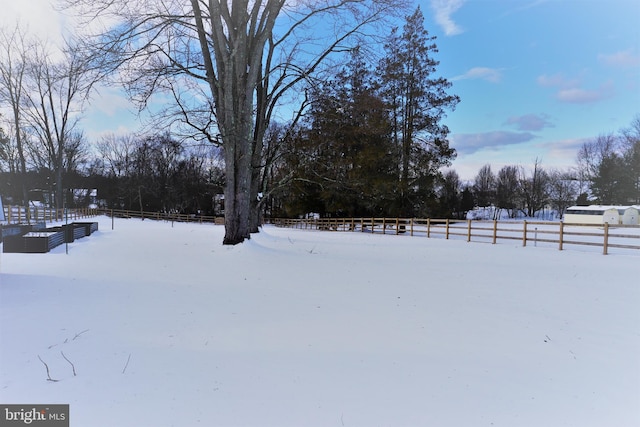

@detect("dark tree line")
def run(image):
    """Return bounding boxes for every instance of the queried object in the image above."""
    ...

[90,133,224,214]
[576,115,640,205]
[2,0,635,226]
[61,0,410,244]
[266,8,459,218]
[2,7,460,223]
[466,162,559,220]
[0,131,224,215]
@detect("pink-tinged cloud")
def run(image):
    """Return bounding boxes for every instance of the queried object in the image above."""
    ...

[537,73,614,104]
[504,114,554,131]
[536,73,579,88]
[430,0,465,36]
[598,50,640,68]
[452,67,503,83]
[452,131,537,154]
[556,83,614,104]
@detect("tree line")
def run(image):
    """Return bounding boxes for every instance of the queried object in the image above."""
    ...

[264,9,458,219]
[2,0,418,244]
[452,115,639,220]
[1,2,638,236]
[1,5,460,223]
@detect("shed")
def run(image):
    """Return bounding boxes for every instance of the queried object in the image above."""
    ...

[603,208,620,224]
[564,205,620,224]
[621,206,639,225]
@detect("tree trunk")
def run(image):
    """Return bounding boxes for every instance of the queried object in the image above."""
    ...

[223,135,252,245]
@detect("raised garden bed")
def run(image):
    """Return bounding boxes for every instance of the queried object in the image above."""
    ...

[1,221,98,253]
[3,230,65,253]
[0,225,31,243]
[45,224,86,243]
[72,222,98,235]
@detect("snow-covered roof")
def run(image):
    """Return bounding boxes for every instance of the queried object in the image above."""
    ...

[567,205,627,212]
[567,205,638,212]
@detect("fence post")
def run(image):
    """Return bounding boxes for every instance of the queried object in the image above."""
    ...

[603,222,609,255]
[371,218,374,234]
[427,218,431,238]
[522,220,527,247]
[559,222,564,251]
[492,220,497,244]
[445,219,450,239]
[410,218,414,236]
[395,218,400,235]
[467,219,472,242]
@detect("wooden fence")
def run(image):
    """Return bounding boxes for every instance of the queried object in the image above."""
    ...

[102,208,225,225]
[2,205,98,224]
[271,217,640,255]
[1,206,224,225]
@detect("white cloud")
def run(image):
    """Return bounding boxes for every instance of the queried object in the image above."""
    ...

[598,50,640,68]
[556,84,614,104]
[452,67,503,83]
[430,0,465,36]
[537,73,614,104]
[2,0,66,47]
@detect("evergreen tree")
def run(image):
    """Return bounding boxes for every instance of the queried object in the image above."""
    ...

[377,6,459,215]
[591,153,629,204]
[460,186,475,217]
[286,47,396,217]
[437,169,461,218]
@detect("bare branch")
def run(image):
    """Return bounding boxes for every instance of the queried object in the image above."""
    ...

[37,355,59,382]
[60,351,77,376]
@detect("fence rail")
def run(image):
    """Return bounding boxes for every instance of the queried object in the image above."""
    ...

[2,205,98,224]
[271,217,640,255]
[102,208,225,225]
[1,206,225,225]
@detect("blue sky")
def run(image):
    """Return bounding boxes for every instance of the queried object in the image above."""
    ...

[421,0,640,179]
[3,0,640,181]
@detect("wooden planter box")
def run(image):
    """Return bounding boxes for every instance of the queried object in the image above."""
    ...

[45,225,86,243]
[1,222,97,253]
[0,225,31,243]
[2,234,26,252]
[2,230,65,253]
[72,222,98,235]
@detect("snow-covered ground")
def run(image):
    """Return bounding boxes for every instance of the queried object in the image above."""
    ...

[1,216,638,427]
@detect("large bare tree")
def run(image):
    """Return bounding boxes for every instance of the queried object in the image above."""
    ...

[65,0,405,244]
[0,26,31,206]
[21,39,99,210]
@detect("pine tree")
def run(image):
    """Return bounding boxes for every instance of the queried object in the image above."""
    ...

[377,6,459,216]
[286,47,396,217]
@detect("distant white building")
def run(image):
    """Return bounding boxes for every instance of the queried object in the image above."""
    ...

[564,205,640,225]
[621,206,639,225]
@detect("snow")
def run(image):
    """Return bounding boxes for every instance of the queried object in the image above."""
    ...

[1,216,639,427]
